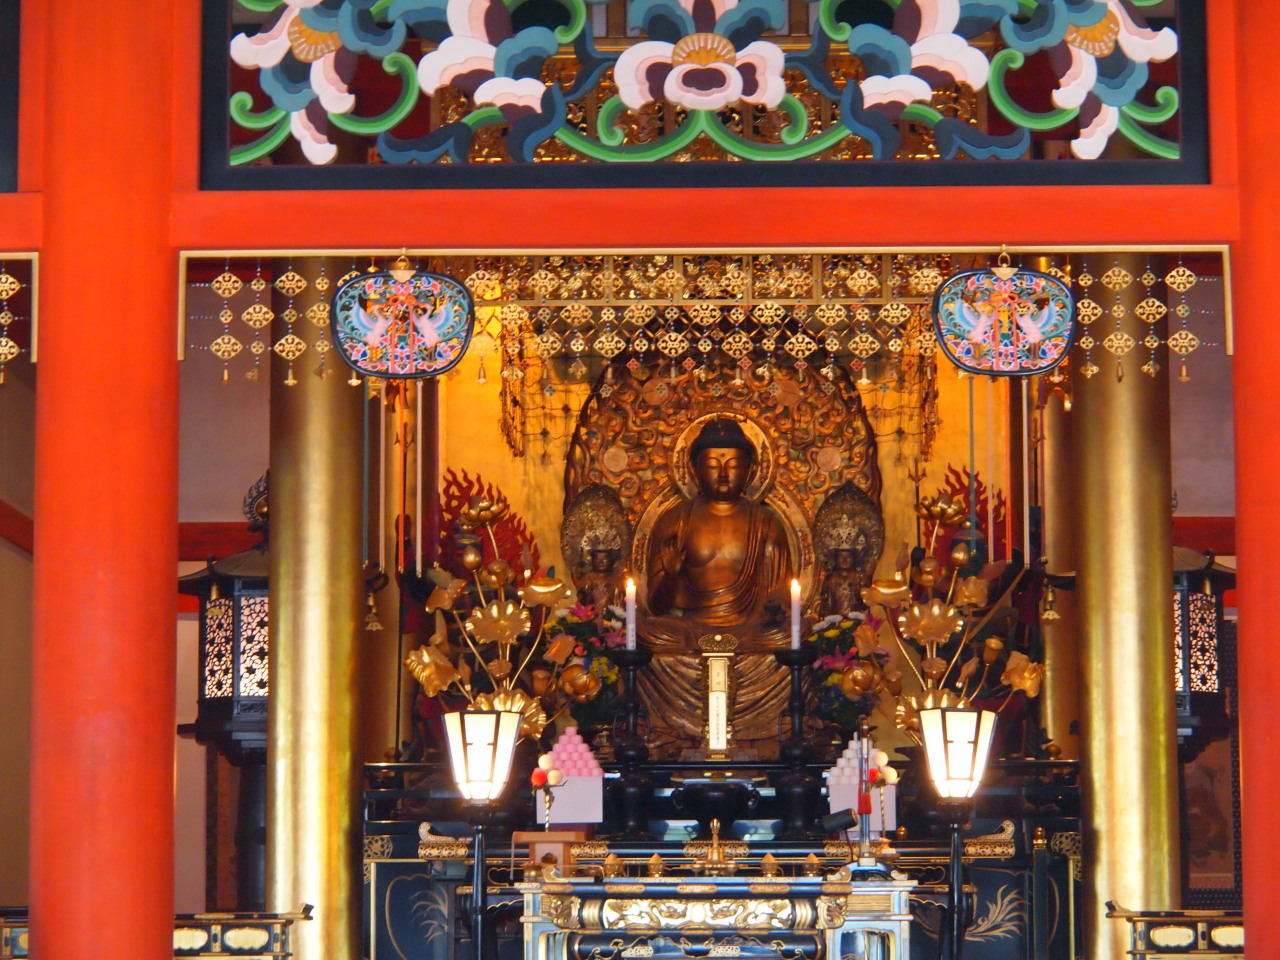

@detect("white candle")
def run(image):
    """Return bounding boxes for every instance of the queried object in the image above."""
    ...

[790,578,801,649]
[625,577,637,650]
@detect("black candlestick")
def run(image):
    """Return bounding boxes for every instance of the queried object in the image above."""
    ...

[610,647,653,750]
[773,647,821,840]
[607,647,653,838]
[773,647,812,763]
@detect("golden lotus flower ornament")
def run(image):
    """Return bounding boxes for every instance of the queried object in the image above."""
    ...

[894,698,921,734]
[863,572,912,608]
[530,667,552,697]
[426,609,461,660]
[839,661,881,698]
[921,656,947,681]
[558,663,603,702]
[404,644,460,698]
[853,623,879,657]
[474,688,548,738]
[543,633,575,665]
[937,498,967,526]
[913,557,942,588]
[898,599,964,646]
[466,599,531,646]
[460,495,510,528]
[479,559,514,589]
[425,575,467,613]
[521,576,575,608]
[954,576,989,610]
[882,664,903,695]
[1001,651,1045,697]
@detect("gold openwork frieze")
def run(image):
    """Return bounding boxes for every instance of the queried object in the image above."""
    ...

[823,841,856,860]
[418,839,471,860]
[598,898,793,931]
[963,819,1017,858]
[682,840,750,859]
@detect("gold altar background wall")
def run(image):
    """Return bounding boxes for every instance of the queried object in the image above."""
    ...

[438,346,1012,591]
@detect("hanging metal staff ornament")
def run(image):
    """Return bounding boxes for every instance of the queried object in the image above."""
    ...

[932,253,1075,376]
[332,257,475,378]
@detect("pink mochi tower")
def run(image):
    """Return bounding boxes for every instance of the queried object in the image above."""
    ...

[537,727,604,825]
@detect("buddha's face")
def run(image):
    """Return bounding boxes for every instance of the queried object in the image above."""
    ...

[834,548,857,572]
[590,549,613,572]
[695,446,751,502]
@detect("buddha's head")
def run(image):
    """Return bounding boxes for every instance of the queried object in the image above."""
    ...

[589,548,615,572]
[690,418,755,502]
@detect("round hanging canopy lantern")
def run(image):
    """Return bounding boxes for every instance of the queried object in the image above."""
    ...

[932,255,1075,376]
[332,258,475,379]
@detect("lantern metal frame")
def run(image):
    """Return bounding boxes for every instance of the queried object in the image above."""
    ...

[177,541,271,911]
[443,708,522,960]
[919,706,999,800]
[919,705,998,960]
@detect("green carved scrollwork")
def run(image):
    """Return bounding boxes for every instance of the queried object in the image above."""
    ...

[326,52,419,135]
[987,49,1079,133]
[230,117,293,166]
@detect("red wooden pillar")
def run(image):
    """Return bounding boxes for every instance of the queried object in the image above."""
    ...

[29,1,177,958]
[1234,0,1280,946]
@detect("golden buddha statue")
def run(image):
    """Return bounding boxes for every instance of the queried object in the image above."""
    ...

[645,418,792,636]
[638,418,795,749]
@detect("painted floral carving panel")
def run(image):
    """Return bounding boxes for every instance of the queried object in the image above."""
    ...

[206,0,1203,184]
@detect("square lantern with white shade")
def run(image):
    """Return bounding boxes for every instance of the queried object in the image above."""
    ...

[919,706,998,799]
[444,709,522,802]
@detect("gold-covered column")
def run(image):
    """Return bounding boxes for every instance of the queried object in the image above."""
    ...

[1074,254,1179,960]
[1032,255,1080,760]
[357,380,424,763]
[1039,384,1079,759]
[268,259,364,960]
